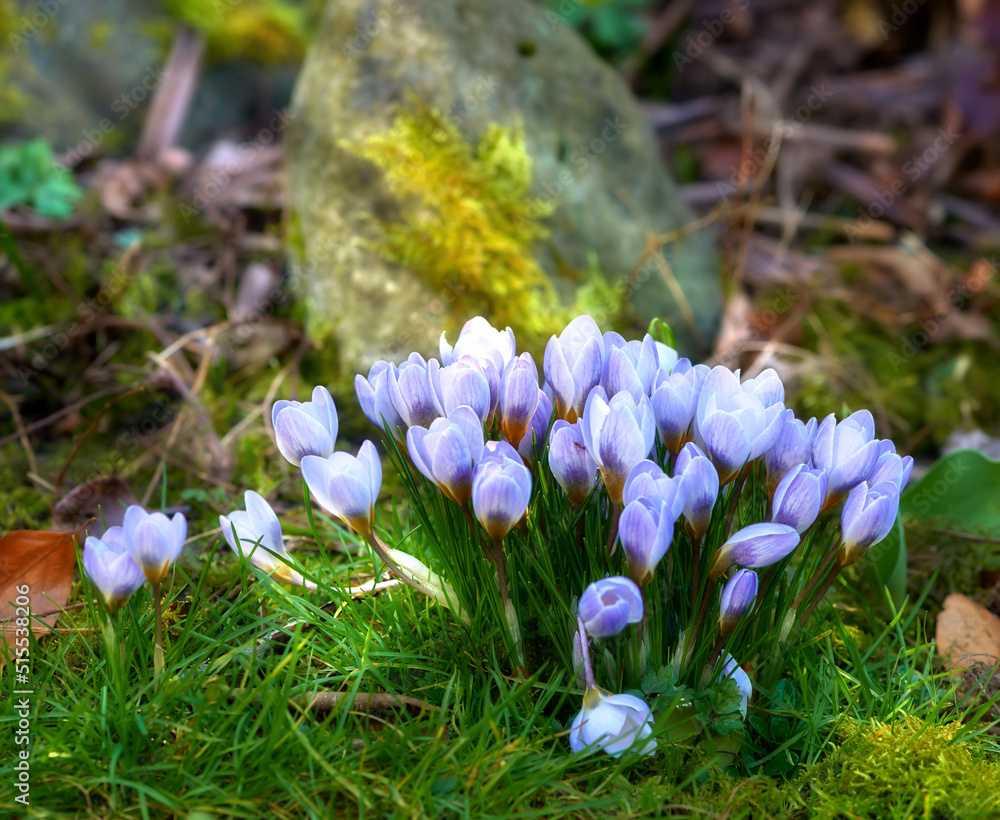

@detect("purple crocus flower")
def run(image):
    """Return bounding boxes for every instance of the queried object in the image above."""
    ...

[517,389,553,462]
[839,480,900,566]
[601,332,659,400]
[406,406,485,505]
[548,419,598,506]
[740,368,785,408]
[812,410,881,509]
[719,654,751,717]
[499,352,541,448]
[471,451,532,541]
[387,354,441,429]
[764,410,818,498]
[693,367,785,485]
[673,442,720,540]
[271,385,339,467]
[82,528,146,612]
[619,496,680,586]
[440,316,516,371]
[578,576,643,638]
[301,440,382,537]
[355,361,405,438]
[868,440,914,493]
[122,505,188,584]
[709,522,800,581]
[220,490,312,587]
[581,387,656,504]
[431,357,492,422]
[718,569,758,638]
[568,688,656,757]
[650,363,709,457]
[544,315,605,422]
[771,464,827,534]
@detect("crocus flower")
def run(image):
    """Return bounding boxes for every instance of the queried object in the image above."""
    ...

[432,357,492,422]
[123,505,187,584]
[650,363,709,457]
[764,410,817,497]
[355,361,404,437]
[440,316,516,371]
[719,654,752,717]
[517,389,552,462]
[219,490,312,588]
[812,410,881,509]
[544,315,604,421]
[581,387,656,504]
[499,352,540,448]
[718,569,758,638]
[382,547,470,626]
[548,419,598,506]
[622,460,686,513]
[673,442,720,540]
[578,576,643,638]
[471,452,532,541]
[601,332,658,400]
[619,496,679,586]
[406,406,485,505]
[82,529,146,612]
[569,688,656,757]
[301,440,382,537]
[740,368,785,408]
[271,385,338,467]
[771,464,827,534]
[709,522,800,581]
[839,480,900,566]
[694,367,785,485]
[387,354,440,429]
[868,441,914,493]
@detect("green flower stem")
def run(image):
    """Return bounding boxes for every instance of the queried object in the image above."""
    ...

[723,467,749,536]
[797,555,846,627]
[793,540,842,611]
[152,580,164,687]
[606,501,622,555]
[576,616,596,689]
[690,534,703,617]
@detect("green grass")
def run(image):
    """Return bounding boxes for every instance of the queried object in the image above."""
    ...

[5,501,1000,818]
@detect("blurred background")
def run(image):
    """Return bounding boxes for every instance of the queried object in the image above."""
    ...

[1,0,998,591]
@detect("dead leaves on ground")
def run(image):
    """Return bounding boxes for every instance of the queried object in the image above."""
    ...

[0,527,81,666]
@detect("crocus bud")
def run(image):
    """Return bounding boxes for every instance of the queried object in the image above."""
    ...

[387,354,440,429]
[440,316,516,371]
[548,419,598,506]
[839,480,900,567]
[123,505,188,584]
[517,389,552,462]
[499,352,540,448]
[544,315,604,422]
[219,490,312,588]
[82,529,146,612]
[718,569,758,638]
[694,367,785,485]
[650,363,709,457]
[622,461,686,512]
[740,368,784,408]
[578,576,643,638]
[569,688,656,757]
[771,464,827,534]
[271,385,339,467]
[406,406,485,504]
[301,440,382,537]
[673,442,720,540]
[432,356,492,422]
[811,410,881,509]
[868,441,913,493]
[619,497,678,586]
[602,332,658,400]
[471,452,532,541]
[764,410,817,498]
[355,362,404,438]
[581,387,656,504]
[719,654,751,717]
[709,522,800,582]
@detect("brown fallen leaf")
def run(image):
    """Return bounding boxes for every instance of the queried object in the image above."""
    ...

[52,477,138,538]
[0,529,80,666]
[935,593,1000,673]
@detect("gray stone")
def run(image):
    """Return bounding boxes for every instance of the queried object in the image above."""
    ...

[285,0,720,369]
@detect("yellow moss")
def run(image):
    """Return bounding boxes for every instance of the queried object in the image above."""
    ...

[346,104,619,352]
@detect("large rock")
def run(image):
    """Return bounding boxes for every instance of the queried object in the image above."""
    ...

[286,0,720,369]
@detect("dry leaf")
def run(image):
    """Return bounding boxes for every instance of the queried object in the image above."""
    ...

[935,593,1000,673]
[0,529,80,666]
[53,477,138,538]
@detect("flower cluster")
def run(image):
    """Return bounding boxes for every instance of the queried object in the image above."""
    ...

[341,315,910,758]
